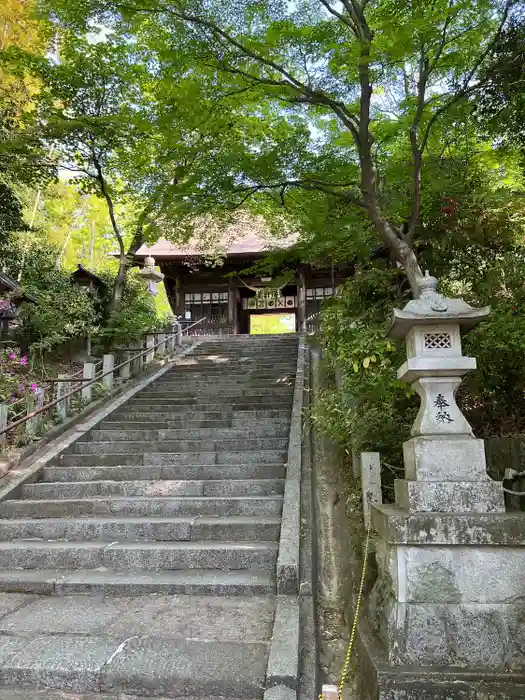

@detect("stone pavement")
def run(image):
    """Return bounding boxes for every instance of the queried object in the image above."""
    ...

[0,336,299,697]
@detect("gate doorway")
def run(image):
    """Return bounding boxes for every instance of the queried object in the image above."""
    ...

[249,313,296,335]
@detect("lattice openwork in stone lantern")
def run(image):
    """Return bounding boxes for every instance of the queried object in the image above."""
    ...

[424,332,452,350]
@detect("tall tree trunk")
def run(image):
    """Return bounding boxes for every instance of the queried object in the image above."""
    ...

[94,163,127,318]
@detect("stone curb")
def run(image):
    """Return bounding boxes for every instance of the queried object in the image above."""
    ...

[266,594,300,690]
[276,335,306,595]
[0,341,204,505]
[298,347,319,700]
[264,685,298,700]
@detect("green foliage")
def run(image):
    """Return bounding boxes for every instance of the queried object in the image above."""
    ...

[314,242,525,496]
[12,237,99,353]
[96,270,158,348]
[311,269,418,494]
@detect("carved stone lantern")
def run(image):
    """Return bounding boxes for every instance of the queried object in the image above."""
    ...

[388,271,504,513]
[366,272,525,680]
[139,256,164,297]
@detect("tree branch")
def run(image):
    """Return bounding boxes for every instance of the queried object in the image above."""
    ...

[407,47,430,242]
[420,0,516,153]
[228,179,365,208]
[318,0,358,35]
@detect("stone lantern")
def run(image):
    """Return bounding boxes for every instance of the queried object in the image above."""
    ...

[366,272,525,681]
[139,255,164,297]
[389,271,504,513]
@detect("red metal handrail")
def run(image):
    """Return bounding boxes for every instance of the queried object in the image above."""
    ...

[0,319,206,438]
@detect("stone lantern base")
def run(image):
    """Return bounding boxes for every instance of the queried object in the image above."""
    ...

[370,503,525,670]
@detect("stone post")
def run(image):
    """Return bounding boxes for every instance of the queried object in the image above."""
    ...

[360,452,382,524]
[368,273,524,676]
[0,403,8,448]
[156,333,166,357]
[102,354,114,391]
[56,375,71,422]
[119,352,131,382]
[172,319,182,348]
[145,334,155,364]
[26,388,45,439]
[130,350,143,376]
[82,362,95,403]
[165,332,175,356]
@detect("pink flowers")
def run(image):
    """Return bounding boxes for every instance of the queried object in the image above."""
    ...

[8,352,16,360]
[31,383,38,393]
[20,356,28,366]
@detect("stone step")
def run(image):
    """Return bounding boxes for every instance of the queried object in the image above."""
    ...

[159,373,296,381]
[0,540,278,572]
[173,358,296,366]
[106,409,291,423]
[137,387,293,397]
[97,418,290,430]
[127,397,293,408]
[0,495,283,518]
[0,515,281,542]
[89,426,288,441]
[53,450,287,467]
[0,633,268,697]
[69,438,289,454]
[162,372,296,380]
[0,690,260,700]
[44,463,286,483]
[169,367,296,375]
[145,378,295,387]
[0,568,275,595]
[123,401,293,412]
[111,408,291,418]
[23,478,285,500]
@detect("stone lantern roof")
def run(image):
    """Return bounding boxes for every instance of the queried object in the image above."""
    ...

[389,272,490,339]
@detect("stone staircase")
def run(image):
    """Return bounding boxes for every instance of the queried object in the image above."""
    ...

[0,335,299,698]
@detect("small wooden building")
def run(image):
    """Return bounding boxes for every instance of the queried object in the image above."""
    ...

[70,265,108,296]
[136,226,352,334]
[0,272,36,338]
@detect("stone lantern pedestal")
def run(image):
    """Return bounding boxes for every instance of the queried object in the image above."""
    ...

[368,274,525,677]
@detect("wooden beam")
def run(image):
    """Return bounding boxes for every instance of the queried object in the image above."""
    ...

[175,273,185,317]
[297,268,306,332]
[228,277,238,334]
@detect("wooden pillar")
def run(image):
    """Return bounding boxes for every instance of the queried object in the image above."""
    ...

[297,268,306,332]
[228,278,238,334]
[175,270,185,317]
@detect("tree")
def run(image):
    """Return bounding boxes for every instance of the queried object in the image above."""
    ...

[0,183,25,251]
[13,27,298,322]
[475,16,525,155]
[38,0,522,296]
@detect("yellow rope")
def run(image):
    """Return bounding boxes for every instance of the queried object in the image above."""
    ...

[319,511,372,700]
